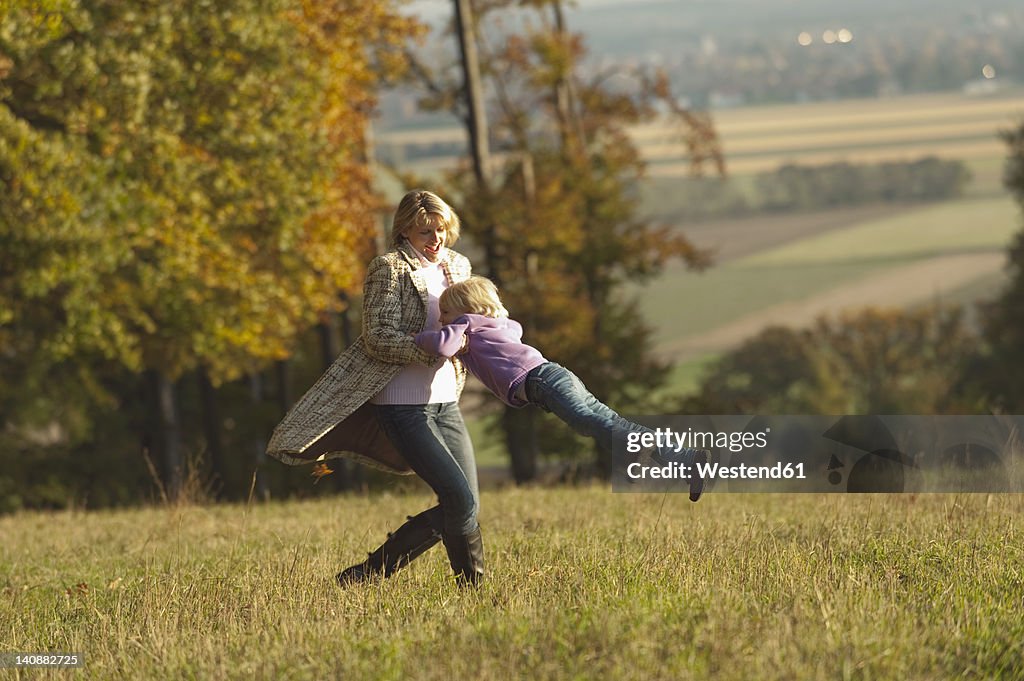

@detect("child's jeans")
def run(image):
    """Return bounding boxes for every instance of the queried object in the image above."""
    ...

[522,362,694,465]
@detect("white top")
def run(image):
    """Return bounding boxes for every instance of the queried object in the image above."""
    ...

[371,251,459,405]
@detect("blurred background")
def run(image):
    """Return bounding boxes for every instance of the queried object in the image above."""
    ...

[3,0,1024,511]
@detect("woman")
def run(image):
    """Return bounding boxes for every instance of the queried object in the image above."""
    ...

[266,189,483,586]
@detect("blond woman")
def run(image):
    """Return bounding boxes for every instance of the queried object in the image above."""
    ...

[267,190,484,586]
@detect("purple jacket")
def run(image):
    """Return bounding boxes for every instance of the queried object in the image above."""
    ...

[415,314,547,407]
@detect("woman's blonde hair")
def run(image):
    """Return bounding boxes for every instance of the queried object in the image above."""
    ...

[440,276,509,319]
[390,189,461,249]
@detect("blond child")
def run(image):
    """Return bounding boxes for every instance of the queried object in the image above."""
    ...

[414,276,705,501]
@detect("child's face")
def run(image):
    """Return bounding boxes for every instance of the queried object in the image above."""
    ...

[439,303,464,325]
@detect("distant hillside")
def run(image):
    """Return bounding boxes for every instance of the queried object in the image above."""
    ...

[567,0,1022,52]
[394,0,1024,122]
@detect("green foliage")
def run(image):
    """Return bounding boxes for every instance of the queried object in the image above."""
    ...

[0,0,418,509]
[0,0,410,384]
[685,306,982,414]
[644,175,752,222]
[1006,121,1024,203]
[979,119,1024,410]
[645,157,971,223]
[758,157,972,212]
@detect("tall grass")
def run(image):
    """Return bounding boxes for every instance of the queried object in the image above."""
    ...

[2,489,1021,679]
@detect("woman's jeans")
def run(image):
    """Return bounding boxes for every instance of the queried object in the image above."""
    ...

[375,402,479,536]
[523,362,693,465]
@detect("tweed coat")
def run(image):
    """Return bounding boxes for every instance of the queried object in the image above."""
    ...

[266,242,472,474]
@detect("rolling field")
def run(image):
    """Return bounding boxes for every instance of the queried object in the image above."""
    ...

[625,95,1023,393]
[739,198,1016,265]
[635,195,1018,359]
[381,90,1024,178]
[2,490,1021,679]
[633,90,1024,175]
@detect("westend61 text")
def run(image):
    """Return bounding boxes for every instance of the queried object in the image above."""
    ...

[626,461,806,480]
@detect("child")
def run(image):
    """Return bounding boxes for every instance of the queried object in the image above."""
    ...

[414,276,706,501]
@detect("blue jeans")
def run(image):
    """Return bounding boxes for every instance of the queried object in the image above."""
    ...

[523,362,692,464]
[375,403,479,536]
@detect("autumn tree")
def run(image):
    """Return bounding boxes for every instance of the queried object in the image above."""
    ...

[0,0,417,505]
[408,0,721,479]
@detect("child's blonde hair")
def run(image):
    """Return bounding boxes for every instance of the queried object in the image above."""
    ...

[440,276,509,318]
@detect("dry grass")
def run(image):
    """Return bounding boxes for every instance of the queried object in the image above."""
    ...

[1,488,1022,679]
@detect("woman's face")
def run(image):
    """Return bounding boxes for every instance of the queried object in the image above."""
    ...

[404,217,447,262]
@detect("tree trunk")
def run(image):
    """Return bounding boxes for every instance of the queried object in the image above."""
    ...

[319,315,341,365]
[503,406,538,483]
[453,0,500,282]
[197,367,226,499]
[249,372,269,501]
[551,1,586,153]
[452,0,542,481]
[275,360,291,414]
[155,371,183,501]
[454,0,491,190]
[503,155,542,483]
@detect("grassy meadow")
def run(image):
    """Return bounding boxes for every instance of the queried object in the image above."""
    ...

[2,489,1022,679]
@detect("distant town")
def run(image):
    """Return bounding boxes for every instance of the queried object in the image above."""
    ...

[383,0,1023,127]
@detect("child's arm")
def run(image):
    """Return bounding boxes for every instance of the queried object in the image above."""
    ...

[414,321,471,358]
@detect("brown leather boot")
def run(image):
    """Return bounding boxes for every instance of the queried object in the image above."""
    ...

[443,525,485,587]
[336,509,441,587]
